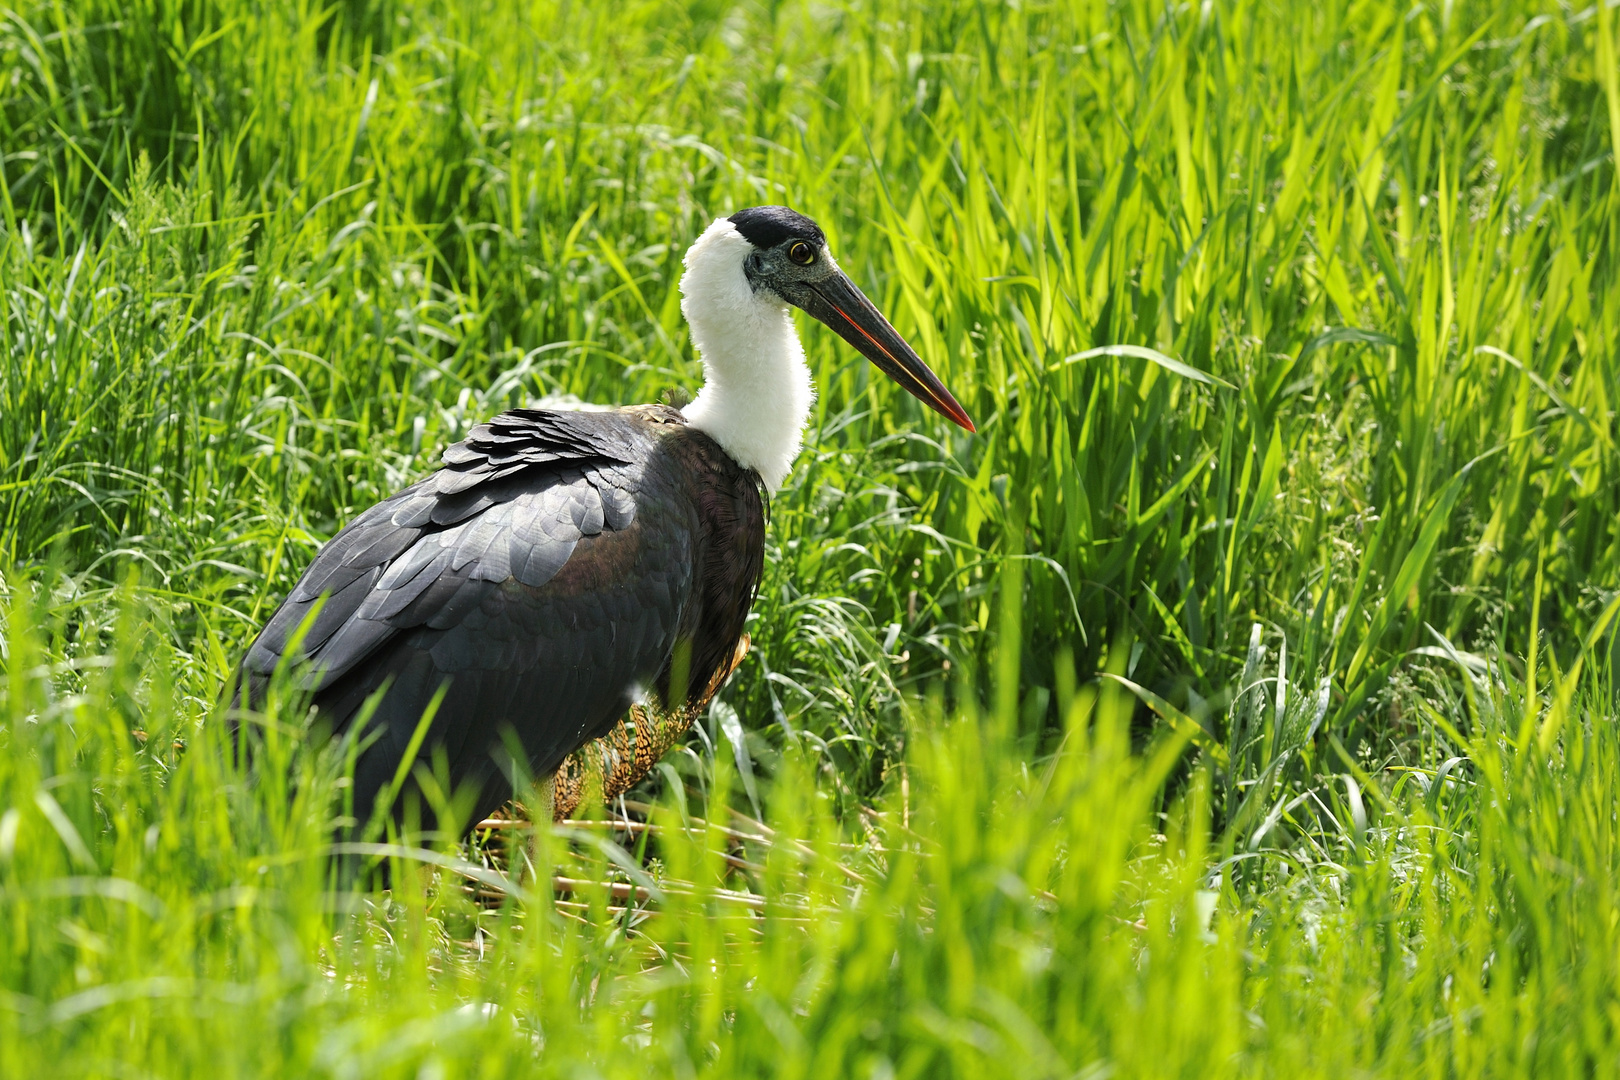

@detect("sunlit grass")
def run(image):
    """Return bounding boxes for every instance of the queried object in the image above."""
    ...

[6,574,1620,1075]
[2,0,1619,1073]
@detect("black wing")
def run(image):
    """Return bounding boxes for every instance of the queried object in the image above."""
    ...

[237,408,698,824]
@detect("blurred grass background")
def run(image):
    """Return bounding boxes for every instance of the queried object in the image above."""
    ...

[2,0,1620,1074]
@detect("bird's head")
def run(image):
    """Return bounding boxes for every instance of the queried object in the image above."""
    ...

[682,205,975,434]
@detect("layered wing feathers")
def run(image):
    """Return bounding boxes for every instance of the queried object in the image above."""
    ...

[245,410,652,692]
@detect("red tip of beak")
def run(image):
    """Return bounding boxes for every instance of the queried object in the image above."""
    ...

[931,394,975,433]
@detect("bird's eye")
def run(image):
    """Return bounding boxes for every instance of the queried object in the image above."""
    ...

[789,241,814,265]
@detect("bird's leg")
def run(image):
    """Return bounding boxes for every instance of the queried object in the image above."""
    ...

[526,773,556,883]
[538,772,555,824]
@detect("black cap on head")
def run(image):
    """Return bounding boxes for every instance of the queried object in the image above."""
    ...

[728,206,826,250]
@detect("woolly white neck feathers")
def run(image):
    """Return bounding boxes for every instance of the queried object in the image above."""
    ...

[678,218,815,493]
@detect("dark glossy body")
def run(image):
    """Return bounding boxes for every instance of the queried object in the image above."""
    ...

[235,405,765,827]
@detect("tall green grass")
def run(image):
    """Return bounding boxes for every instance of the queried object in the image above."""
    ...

[5,581,1620,1074]
[2,0,1620,1072]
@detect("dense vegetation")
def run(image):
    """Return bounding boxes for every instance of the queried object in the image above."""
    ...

[2,0,1619,1073]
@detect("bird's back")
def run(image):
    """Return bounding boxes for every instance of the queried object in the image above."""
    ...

[233,405,765,831]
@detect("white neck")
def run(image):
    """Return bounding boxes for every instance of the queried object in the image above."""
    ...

[678,218,815,492]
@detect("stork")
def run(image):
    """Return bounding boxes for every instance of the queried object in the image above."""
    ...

[233,206,974,834]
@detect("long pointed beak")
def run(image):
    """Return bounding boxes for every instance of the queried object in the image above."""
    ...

[795,271,975,433]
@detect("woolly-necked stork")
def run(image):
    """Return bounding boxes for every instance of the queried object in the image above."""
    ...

[234,206,974,831]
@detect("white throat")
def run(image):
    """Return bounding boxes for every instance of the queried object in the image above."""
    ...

[678,218,815,492]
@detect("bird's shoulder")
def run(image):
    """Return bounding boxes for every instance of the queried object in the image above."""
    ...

[435,402,738,482]
[617,403,765,499]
